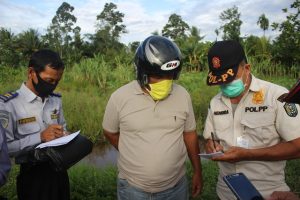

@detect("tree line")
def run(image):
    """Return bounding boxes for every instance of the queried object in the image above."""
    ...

[0,0,299,71]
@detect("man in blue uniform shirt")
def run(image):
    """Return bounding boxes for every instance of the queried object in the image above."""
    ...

[0,123,10,187]
[0,49,69,200]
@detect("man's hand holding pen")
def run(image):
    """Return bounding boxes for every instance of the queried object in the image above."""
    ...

[205,132,249,163]
[205,132,224,153]
[41,124,65,142]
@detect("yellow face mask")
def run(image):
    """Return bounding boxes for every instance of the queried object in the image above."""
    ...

[147,80,173,100]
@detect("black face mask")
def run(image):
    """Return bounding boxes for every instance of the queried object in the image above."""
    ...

[32,72,58,97]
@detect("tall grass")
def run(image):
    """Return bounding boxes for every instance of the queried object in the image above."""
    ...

[178,72,218,132]
[249,57,300,79]
[67,54,134,92]
[0,66,27,92]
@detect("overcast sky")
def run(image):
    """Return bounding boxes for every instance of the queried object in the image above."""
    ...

[0,0,294,44]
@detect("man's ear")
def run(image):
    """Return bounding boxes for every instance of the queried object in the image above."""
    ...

[245,64,251,71]
[28,67,35,79]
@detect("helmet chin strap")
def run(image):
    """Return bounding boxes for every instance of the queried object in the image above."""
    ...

[142,74,149,86]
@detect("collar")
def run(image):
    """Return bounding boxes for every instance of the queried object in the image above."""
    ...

[19,83,48,103]
[248,75,260,92]
[133,80,145,95]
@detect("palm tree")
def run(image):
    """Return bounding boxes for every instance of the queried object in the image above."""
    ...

[179,26,205,71]
[0,28,21,67]
[257,14,269,37]
[17,28,42,59]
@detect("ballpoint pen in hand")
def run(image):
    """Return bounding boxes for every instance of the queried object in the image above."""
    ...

[211,132,224,153]
[211,132,217,150]
[46,123,66,137]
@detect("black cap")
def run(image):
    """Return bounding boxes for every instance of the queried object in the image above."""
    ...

[207,40,247,86]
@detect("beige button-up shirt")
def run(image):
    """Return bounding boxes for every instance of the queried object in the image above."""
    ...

[204,75,300,199]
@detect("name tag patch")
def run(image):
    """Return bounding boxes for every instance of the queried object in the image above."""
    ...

[284,103,298,117]
[51,114,58,119]
[245,106,268,112]
[18,117,36,125]
[214,110,229,115]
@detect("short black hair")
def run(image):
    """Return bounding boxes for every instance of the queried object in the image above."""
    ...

[28,49,64,72]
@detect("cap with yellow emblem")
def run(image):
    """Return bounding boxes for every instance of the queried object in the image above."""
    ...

[207,40,247,86]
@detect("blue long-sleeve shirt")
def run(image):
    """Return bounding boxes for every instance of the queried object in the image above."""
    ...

[0,84,66,157]
[0,124,11,187]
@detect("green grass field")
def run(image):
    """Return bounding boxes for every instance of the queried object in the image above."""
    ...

[1,160,299,200]
[0,60,299,199]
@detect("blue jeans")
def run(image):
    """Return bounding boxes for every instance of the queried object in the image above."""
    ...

[117,176,189,200]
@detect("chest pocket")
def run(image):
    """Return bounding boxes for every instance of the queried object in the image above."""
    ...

[212,114,232,148]
[213,114,231,132]
[240,112,278,147]
[158,111,186,130]
[17,117,41,136]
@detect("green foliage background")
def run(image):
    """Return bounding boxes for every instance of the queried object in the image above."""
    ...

[0,57,299,199]
[0,0,299,198]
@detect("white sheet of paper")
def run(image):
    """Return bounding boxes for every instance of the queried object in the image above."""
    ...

[199,151,224,159]
[35,130,80,149]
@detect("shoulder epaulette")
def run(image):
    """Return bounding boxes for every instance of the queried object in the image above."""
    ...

[0,91,19,102]
[50,92,62,97]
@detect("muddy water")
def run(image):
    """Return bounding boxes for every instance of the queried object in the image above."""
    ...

[81,143,118,167]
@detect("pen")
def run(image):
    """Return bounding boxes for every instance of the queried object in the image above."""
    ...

[211,132,217,150]
[211,132,224,153]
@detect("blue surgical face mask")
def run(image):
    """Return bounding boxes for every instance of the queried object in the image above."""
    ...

[220,79,245,98]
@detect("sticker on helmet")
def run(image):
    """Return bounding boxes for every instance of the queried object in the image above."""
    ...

[161,60,180,71]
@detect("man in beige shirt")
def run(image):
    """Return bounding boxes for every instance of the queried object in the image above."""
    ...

[203,40,300,199]
[102,36,202,200]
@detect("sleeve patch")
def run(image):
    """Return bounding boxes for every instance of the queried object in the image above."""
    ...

[284,103,298,117]
[0,110,9,128]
